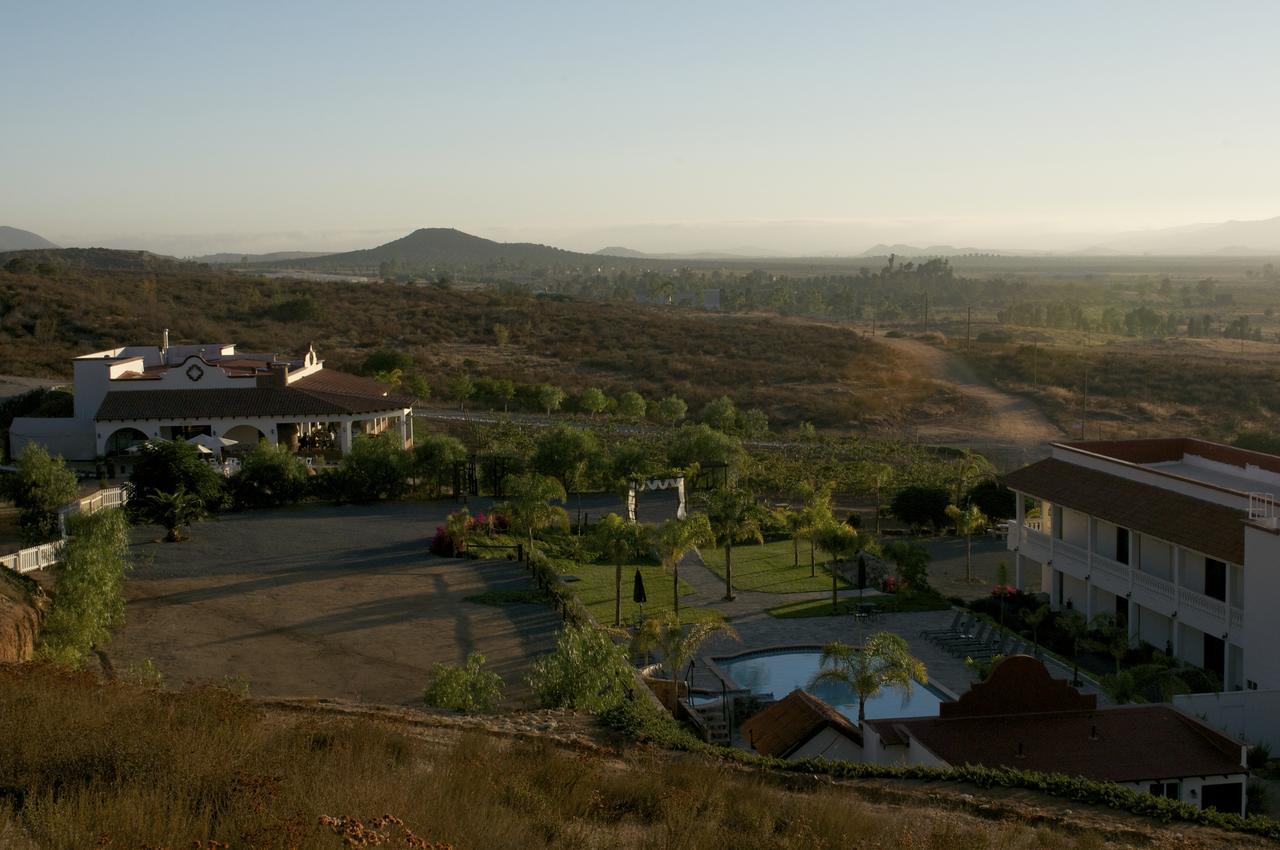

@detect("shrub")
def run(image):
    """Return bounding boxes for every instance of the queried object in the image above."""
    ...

[335,432,412,502]
[528,622,633,713]
[422,651,504,713]
[4,443,78,544]
[890,485,950,530]
[126,439,227,531]
[229,442,309,509]
[37,508,131,667]
[966,480,1016,519]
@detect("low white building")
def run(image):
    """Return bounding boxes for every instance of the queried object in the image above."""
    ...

[1004,438,1280,692]
[10,332,415,461]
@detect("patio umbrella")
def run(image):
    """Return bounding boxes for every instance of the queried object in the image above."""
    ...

[187,434,238,451]
[633,569,647,606]
[191,443,214,455]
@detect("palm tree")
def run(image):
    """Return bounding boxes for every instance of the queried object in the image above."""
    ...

[883,540,930,608]
[945,502,988,582]
[632,613,738,711]
[811,521,875,613]
[800,484,834,577]
[703,487,763,602]
[498,473,568,550]
[146,487,204,542]
[1057,609,1089,687]
[867,462,894,534]
[592,513,645,626]
[1022,602,1050,657]
[1088,612,1130,675]
[784,507,807,569]
[652,513,714,618]
[811,633,927,723]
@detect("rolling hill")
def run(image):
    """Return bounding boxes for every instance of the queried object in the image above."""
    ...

[1082,216,1280,255]
[271,228,600,272]
[193,250,333,264]
[0,227,58,252]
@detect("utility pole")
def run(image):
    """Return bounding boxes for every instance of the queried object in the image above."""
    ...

[966,306,972,353]
[1032,340,1038,387]
[1081,368,1089,440]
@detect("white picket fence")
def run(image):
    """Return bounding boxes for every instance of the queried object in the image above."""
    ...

[1,486,129,575]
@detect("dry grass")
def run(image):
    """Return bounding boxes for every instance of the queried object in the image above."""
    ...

[0,663,1234,849]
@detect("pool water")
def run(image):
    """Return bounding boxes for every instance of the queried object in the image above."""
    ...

[717,649,944,723]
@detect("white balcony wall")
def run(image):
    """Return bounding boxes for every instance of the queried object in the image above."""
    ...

[1060,507,1090,549]
[1181,550,1206,594]
[1139,608,1174,650]
[1062,573,1088,611]
[1231,564,1245,609]
[1139,535,1173,582]
[1178,623,1205,668]
[1094,519,1120,560]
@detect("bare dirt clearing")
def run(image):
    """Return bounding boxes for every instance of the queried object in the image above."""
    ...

[878,335,1065,469]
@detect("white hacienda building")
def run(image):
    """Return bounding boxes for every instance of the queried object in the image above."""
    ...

[1005,438,1280,692]
[10,332,415,461]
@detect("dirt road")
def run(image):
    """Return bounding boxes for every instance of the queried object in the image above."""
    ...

[877,336,1065,470]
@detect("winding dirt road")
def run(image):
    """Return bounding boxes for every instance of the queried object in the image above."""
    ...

[877,336,1065,470]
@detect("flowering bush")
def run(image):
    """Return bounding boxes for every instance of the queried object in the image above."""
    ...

[430,526,461,557]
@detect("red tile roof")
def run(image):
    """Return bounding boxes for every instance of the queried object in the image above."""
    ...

[1004,458,1246,564]
[864,657,1244,783]
[1062,438,1280,477]
[740,689,862,758]
[94,369,414,421]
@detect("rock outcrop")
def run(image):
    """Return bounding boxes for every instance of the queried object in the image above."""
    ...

[0,576,43,662]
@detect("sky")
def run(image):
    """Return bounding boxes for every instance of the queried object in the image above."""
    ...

[3,2,1279,255]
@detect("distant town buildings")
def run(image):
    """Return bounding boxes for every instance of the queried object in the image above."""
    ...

[9,331,415,462]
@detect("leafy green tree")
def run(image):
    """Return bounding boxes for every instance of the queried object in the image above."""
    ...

[1088,612,1131,675]
[1022,602,1051,656]
[447,373,475,412]
[861,462,895,534]
[5,443,78,544]
[36,508,131,667]
[652,513,715,618]
[372,367,403,389]
[891,485,950,531]
[413,433,468,497]
[537,384,566,415]
[698,395,738,432]
[950,451,993,504]
[592,512,647,626]
[126,439,226,533]
[360,349,413,376]
[532,424,599,500]
[402,373,431,401]
[499,472,568,548]
[422,651,504,712]
[336,432,412,502]
[653,395,687,425]
[443,507,471,554]
[578,387,608,418]
[665,423,742,472]
[1057,609,1089,686]
[800,483,835,577]
[490,377,516,412]
[736,407,769,438]
[811,633,928,723]
[528,622,633,712]
[883,540,931,603]
[703,487,764,601]
[492,322,510,347]
[229,442,308,509]
[632,613,738,710]
[605,439,661,492]
[945,502,988,582]
[616,390,647,421]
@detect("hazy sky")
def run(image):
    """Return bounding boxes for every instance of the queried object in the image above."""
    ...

[4,2,1278,254]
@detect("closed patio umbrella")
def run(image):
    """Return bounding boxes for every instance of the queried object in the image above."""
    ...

[633,569,647,618]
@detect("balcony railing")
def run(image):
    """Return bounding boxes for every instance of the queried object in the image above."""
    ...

[1008,521,1243,632]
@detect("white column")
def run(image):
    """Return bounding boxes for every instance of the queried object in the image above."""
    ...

[1014,493,1025,590]
[398,412,409,447]
[339,419,353,454]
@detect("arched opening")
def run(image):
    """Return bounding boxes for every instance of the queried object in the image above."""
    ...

[223,424,268,453]
[104,427,148,456]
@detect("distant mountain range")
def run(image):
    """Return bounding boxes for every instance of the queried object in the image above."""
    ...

[594,246,776,260]
[0,226,58,252]
[193,251,333,265]
[273,228,595,272]
[1080,216,1280,255]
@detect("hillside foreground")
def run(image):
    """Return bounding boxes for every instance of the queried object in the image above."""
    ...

[0,665,1267,850]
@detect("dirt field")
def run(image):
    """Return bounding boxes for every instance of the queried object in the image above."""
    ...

[108,501,560,706]
[877,335,1065,470]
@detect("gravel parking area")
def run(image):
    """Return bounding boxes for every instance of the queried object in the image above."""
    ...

[110,500,559,707]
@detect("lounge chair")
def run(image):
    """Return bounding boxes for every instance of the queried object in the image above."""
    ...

[919,610,964,638]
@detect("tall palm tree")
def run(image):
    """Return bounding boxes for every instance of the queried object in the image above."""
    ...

[784,507,807,569]
[800,483,834,577]
[945,502,987,582]
[593,512,646,626]
[632,612,738,710]
[498,473,568,550]
[652,513,714,618]
[811,521,875,613]
[703,487,763,602]
[811,633,927,723]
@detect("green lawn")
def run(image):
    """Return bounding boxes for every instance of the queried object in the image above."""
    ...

[768,591,951,619]
[556,558,723,625]
[699,538,849,593]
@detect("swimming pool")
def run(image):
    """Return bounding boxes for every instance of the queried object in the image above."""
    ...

[713,647,946,722]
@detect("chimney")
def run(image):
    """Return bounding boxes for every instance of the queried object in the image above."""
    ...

[256,363,290,388]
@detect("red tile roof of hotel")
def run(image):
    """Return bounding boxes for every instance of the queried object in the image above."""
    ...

[864,657,1243,783]
[1061,438,1280,477]
[739,689,862,758]
[1004,458,1247,564]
